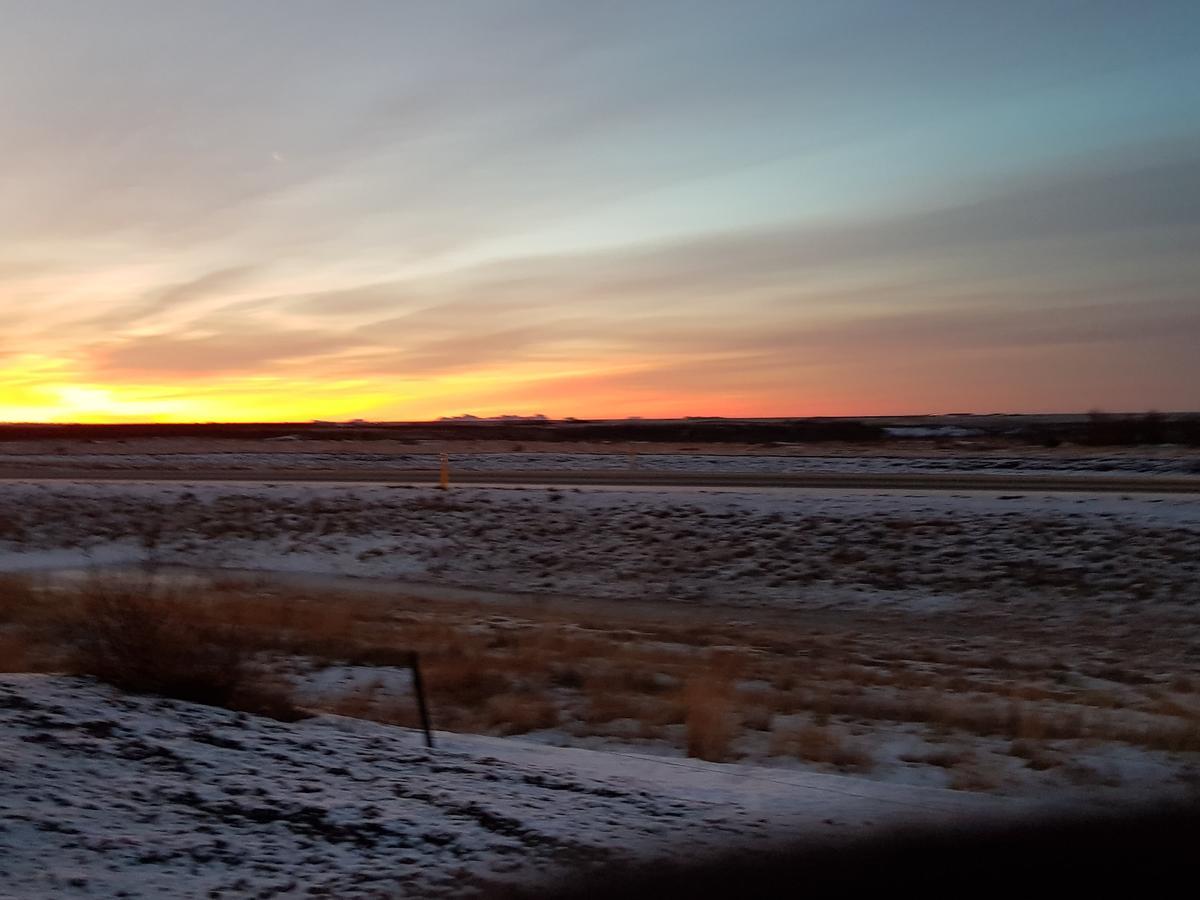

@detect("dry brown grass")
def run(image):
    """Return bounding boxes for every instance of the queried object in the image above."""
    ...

[326,679,386,719]
[188,591,362,658]
[1170,675,1195,693]
[373,697,424,729]
[581,690,644,725]
[770,724,873,771]
[1007,740,1061,770]
[483,693,560,735]
[312,680,427,730]
[423,656,512,707]
[684,675,735,762]
[0,574,37,623]
[228,674,310,722]
[768,685,1097,743]
[900,748,975,769]
[740,703,773,732]
[1,568,1196,775]
[0,632,32,672]
[948,766,1002,792]
[1061,761,1122,788]
[1109,719,1200,753]
[0,576,67,673]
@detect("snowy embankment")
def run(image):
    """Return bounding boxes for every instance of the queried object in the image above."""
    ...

[0,675,1018,899]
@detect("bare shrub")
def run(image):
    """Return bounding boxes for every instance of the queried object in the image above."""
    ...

[61,577,300,719]
[66,579,239,701]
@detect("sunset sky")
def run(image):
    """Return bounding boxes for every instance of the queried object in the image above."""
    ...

[2,1,1198,422]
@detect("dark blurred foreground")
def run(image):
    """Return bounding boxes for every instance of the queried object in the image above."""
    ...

[508,802,1199,898]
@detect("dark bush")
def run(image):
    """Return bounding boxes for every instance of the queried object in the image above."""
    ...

[64,578,303,719]
[67,580,243,704]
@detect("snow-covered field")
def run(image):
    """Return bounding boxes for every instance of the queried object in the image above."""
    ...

[1,480,1198,613]
[0,674,1018,898]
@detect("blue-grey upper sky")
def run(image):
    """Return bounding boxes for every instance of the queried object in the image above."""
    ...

[1,0,1197,420]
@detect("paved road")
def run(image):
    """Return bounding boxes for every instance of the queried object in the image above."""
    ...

[1,466,1198,493]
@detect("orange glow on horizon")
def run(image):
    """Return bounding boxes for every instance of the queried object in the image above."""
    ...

[0,352,1062,424]
[0,354,831,423]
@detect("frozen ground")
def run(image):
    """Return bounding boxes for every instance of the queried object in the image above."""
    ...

[0,480,1197,615]
[0,674,1020,899]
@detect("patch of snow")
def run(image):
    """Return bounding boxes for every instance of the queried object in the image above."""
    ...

[0,674,1025,898]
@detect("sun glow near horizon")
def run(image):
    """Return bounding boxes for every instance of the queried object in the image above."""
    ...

[0,355,727,423]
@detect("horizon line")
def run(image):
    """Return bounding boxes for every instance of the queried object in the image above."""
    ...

[0,411,1195,427]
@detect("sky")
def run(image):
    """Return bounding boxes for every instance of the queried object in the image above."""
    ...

[1,0,1198,422]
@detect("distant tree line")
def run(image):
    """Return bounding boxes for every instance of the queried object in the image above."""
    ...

[1031,411,1199,448]
[1,414,1196,445]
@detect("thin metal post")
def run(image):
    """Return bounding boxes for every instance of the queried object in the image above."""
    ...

[410,651,434,749]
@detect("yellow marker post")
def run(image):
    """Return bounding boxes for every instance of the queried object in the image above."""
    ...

[439,453,450,489]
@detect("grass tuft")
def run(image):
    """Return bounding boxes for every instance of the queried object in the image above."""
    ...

[684,675,735,762]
